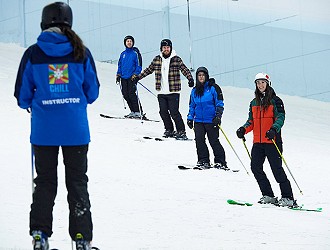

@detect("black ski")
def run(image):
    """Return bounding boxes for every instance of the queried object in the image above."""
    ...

[178,165,239,172]
[143,136,193,141]
[100,114,159,122]
[49,245,99,250]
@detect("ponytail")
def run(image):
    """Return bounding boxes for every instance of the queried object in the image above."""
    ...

[61,26,85,61]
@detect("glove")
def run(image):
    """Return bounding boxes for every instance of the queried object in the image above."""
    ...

[188,79,194,87]
[116,75,121,84]
[131,74,139,82]
[266,128,276,140]
[187,120,194,129]
[236,127,246,139]
[212,116,221,127]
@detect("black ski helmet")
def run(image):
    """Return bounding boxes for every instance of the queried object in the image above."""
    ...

[124,35,135,47]
[160,39,172,51]
[196,67,209,82]
[41,2,73,31]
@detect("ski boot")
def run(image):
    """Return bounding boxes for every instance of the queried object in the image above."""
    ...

[175,131,188,140]
[213,162,230,171]
[258,195,278,205]
[163,130,175,138]
[75,233,91,250]
[32,230,49,250]
[277,197,297,207]
[195,161,212,170]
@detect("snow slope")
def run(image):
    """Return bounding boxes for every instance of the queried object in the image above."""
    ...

[0,43,329,249]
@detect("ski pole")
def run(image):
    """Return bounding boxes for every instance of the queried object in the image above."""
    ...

[186,0,194,71]
[218,125,249,175]
[138,81,157,98]
[271,139,303,195]
[31,144,35,194]
[242,137,251,160]
[135,84,144,123]
[117,82,127,110]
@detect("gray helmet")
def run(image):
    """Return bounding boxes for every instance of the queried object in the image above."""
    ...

[41,2,73,30]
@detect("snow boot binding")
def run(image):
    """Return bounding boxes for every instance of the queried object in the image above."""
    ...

[75,233,91,250]
[163,130,175,138]
[213,163,230,171]
[175,131,188,140]
[32,230,49,250]
[277,197,296,207]
[258,195,278,205]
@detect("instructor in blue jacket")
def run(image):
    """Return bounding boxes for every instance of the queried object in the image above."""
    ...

[14,2,99,250]
[187,67,227,170]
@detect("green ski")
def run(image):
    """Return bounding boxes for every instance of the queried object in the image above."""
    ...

[227,199,322,212]
[289,205,322,212]
[227,199,253,206]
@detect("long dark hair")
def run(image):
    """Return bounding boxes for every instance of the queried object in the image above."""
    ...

[61,25,85,61]
[195,80,205,97]
[255,84,275,109]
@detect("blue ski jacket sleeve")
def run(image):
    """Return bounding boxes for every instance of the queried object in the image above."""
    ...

[14,31,100,146]
[187,81,224,123]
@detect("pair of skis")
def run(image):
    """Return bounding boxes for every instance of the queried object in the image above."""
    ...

[227,199,322,212]
[100,113,159,122]
[178,165,240,172]
[143,136,193,142]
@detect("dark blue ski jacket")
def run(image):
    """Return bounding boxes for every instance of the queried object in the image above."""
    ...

[117,47,142,79]
[187,81,224,123]
[14,31,100,146]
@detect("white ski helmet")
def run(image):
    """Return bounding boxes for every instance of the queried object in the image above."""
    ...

[254,72,271,85]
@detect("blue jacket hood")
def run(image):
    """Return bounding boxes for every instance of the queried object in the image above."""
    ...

[37,31,73,57]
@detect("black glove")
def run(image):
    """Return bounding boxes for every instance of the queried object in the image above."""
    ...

[188,79,194,87]
[116,75,121,84]
[131,74,139,82]
[212,116,221,127]
[266,128,276,140]
[187,120,194,129]
[236,127,246,139]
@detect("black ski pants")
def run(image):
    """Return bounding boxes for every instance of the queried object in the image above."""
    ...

[121,78,142,113]
[30,145,93,241]
[157,93,185,132]
[251,143,293,199]
[194,122,226,165]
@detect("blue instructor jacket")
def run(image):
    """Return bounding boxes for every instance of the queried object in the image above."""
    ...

[14,31,100,146]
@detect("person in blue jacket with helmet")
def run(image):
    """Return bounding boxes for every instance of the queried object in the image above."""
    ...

[116,35,143,118]
[14,2,99,250]
[187,67,227,170]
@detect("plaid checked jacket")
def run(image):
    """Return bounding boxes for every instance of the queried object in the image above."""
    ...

[139,54,193,92]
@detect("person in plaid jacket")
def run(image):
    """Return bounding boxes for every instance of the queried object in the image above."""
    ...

[138,39,194,140]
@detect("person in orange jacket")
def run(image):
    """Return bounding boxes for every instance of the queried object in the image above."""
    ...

[236,73,295,207]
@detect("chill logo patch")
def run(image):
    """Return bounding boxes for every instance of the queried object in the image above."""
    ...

[48,64,69,93]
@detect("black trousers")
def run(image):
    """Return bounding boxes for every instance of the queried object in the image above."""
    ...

[30,145,93,241]
[194,123,226,165]
[251,143,293,199]
[157,93,185,132]
[121,78,142,113]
